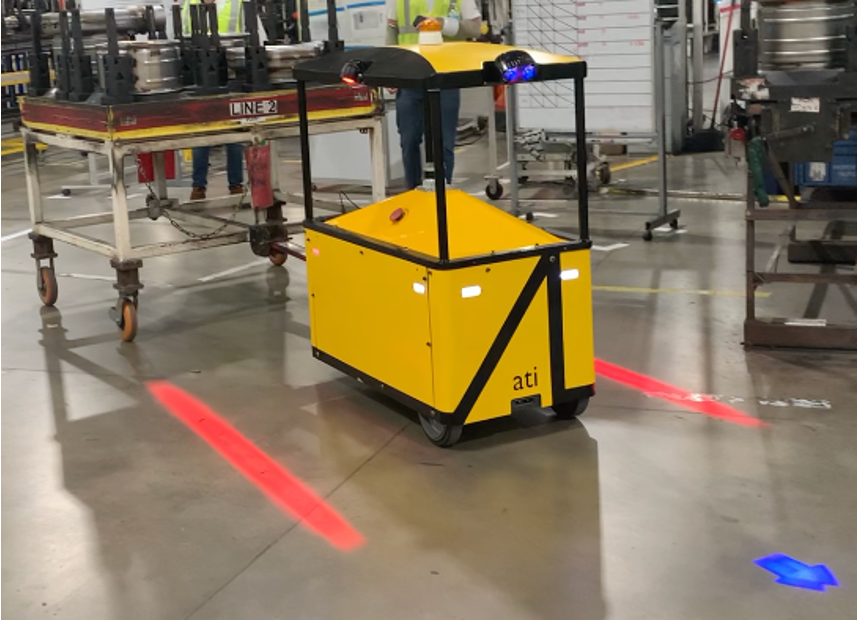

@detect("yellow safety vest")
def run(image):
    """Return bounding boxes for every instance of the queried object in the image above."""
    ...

[396,0,453,44]
[182,0,242,36]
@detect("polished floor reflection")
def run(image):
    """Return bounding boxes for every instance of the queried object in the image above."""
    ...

[2,143,855,620]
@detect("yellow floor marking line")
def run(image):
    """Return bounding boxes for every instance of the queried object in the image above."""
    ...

[593,284,770,298]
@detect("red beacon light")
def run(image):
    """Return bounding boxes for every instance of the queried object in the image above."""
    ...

[340,59,370,85]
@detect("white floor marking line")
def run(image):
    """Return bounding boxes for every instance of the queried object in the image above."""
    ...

[592,243,629,252]
[197,259,269,283]
[1,228,32,243]
[47,194,72,200]
[644,392,832,410]
[654,225,688,234]
[58,273,115,282]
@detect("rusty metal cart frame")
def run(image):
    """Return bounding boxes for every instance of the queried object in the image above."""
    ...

[23,110,386,341]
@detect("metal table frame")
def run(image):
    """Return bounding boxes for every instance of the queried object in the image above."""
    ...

[23,111,386,340]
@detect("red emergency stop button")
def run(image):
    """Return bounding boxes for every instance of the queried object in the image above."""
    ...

[390,208,405,222]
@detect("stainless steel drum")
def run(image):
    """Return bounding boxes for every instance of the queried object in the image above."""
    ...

[7,6,168,39]
[52,34,108,77]
[758,0,856,71]
[96,40,182,95]
[226,42,324,83]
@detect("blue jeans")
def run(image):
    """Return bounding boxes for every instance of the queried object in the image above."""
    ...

[396,89,460,190]
[192,144,244,188]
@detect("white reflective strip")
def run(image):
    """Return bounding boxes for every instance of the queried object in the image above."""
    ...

[461,285,481,298]
[560,269,579,281]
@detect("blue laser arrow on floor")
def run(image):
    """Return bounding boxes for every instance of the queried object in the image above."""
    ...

[755,554,839,591]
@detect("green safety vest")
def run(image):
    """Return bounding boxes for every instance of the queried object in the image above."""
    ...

[182,0,242,36]
[395,0,454,44]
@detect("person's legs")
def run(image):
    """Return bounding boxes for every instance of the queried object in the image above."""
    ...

[396,89,425,190]
[192,147,211,189]
[225,143,244,188]
[440,89,461,185]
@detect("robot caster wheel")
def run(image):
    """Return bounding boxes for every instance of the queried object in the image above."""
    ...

[419,413,463,447]
[552,397,589,419]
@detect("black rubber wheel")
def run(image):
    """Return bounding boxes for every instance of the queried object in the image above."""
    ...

[61,188,71,197]
[269,250,287,266]
[553,397,589,419]
[597,164,612,185]
[37,266,58,307]
[562,179,576,195]
[642,229,654,242]
[419,413,463,447]
[485,183,503,200]
[518,176,529,185]
[118,299,138,342]
[525,212,535,222]
[669,219,680,229]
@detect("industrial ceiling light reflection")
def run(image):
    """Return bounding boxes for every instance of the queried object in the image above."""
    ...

[461,285,482,298]
[413,282,426,294]
[560,268,579,281]
[495,50,538,84]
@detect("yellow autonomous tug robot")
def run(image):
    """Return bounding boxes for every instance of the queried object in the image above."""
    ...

[293,42,595,447]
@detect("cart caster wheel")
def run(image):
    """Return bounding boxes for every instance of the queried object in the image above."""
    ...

[553,397,589,419]
[419,413,463,448]
[669,219,680,229]
[518,176,529,185]
[597,165,612,185]
[61,188,71,197]
[562,179,576,196]
[642,229,654,242]
[37,266,58,307]
[525,212,534,222]
[485,183,503,200]
[268,250,287,266]
[118,299,138,342]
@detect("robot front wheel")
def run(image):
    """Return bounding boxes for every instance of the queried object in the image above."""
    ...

[419,413,464,448]
[552,397,590,419]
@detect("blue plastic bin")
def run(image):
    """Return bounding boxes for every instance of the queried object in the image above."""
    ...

[795,129,857,188]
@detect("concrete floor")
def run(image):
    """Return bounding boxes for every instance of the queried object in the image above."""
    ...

[1,136,855,620]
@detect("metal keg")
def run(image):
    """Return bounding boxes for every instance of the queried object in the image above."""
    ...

[96,40,182,95]
[52,34,108,77]
[758,0,856,71]
[226,42,324,83]
[7,6,168,39]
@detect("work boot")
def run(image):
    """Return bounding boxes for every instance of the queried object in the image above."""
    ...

[190,186,206,200]
[229,184,245,195]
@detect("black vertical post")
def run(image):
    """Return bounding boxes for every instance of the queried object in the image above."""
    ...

[326,0,339,44]
[297,80,314,221]
[573,75,589,241]
[428,89,450,262]
[299,0,311,42]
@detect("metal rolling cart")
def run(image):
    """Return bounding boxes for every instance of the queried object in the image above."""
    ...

[294,41,596,447]
[484,3,680,240]
[730,0,856,349]
[20,1,386,342]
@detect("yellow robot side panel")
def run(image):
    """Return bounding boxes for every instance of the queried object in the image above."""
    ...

[467,279,552,424]
[560,250,596,389]
[306,232,434,404]
[428,256,541,414]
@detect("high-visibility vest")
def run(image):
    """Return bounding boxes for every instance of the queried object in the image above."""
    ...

[395,0,454,44]
[182,0,242,36]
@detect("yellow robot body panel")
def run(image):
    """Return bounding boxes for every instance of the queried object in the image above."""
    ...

[561,250,596,390]
[426,256,552,423]
[306,231,435,406]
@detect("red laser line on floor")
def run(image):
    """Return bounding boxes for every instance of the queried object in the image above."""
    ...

[147,381,365,552]
[594,359,767,427]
